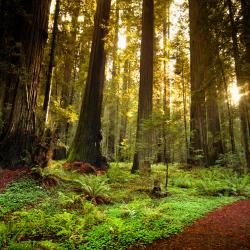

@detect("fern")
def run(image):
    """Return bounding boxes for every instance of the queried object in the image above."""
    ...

[74,175,110,204]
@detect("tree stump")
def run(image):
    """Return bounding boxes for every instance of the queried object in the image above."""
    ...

[151,178,161,196]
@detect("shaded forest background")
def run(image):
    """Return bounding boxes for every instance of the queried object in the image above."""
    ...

[0,0,249,172]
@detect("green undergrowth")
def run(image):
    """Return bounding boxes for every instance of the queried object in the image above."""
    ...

[0,162,249,249]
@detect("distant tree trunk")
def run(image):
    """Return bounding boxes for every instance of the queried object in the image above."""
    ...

[188,0,208,166]
[181,63,189,162]
[0,0,51,167]
[131,0,154,173]
[206,85,224,165]
[65,65,77,146]
[118,59,130,161]
[227,0,250,170]
[60,1,80,146]
[42,0,60,130]
[68,0,111,167]
[162,2,171,163]
[218,55,236,153]
[107,3,119,160]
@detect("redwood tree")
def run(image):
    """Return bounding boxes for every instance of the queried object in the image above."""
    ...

[0,0,51,167]
[226,0,250,170]
[188,0,209,165]
[131,0,154,173]
[68,0,111,167]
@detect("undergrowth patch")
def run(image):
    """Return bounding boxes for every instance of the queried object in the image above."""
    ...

[0,162,249,249]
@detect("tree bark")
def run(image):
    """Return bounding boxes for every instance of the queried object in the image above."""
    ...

[118,59,130,161]
[42,0,60,130]
[206,85,224,165]
[68,0,111,168]
[188,0,209,166]
[181,63,189,162]
[162,2,171,163]
[0,0,51,167]
[107,2,119,160]
[227,0,250,170]
[240,0,250,137]
[218,55,236,153]
[131,0,154,173]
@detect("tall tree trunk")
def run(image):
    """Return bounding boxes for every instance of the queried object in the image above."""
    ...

[131,0,154,173]
[181,63,189,162]
[107,3,119,160]
[218,55,236,153]
[240,0,250,136]
[0,0,51,167]
[68,0,111,167]
[227,0,250,170]
[206,85,224,165]
[118,59,130,161]
[161,1,171,163]
[42,0,60,130]
[188,0,209,166]
[60,1,81,146]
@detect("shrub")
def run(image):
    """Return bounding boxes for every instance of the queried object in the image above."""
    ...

[74,175,111,204]
[172,174,192,189]
[215,153,243,170]
[197,168,249,196]
[56,192,85,210]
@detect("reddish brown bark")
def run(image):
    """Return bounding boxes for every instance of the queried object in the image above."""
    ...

[132,0,154,173]
[69,0,111,167]
[0,0,51,167]
[188,0,209,165]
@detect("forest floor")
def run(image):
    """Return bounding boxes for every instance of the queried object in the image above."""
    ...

[132,200,250,250]
[0,167,29,191]
[0,162,250,249]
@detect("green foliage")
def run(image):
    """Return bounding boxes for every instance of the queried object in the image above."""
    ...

[107,163,136,184]
[192,149,205,164]
[56,192,85,210]
[215,153,242,169]
[0,178,48,218]
[197,168,249,196]
[172,174,192,188]
[0,163,248,250]
[74,175,110,204]
[52,100,78,124]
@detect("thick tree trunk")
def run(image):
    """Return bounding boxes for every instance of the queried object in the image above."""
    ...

[0,0,51,167]
[240,0,250,137]
[68,0,111,167]
[131,0,154,173]
[188,0,209,166]
[240,0,250,89]
[227,0,250,170]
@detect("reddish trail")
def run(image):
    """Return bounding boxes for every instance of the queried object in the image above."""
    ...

[134,200,250,250]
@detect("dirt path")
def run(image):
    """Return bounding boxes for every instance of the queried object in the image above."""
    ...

[133,200,250,250]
